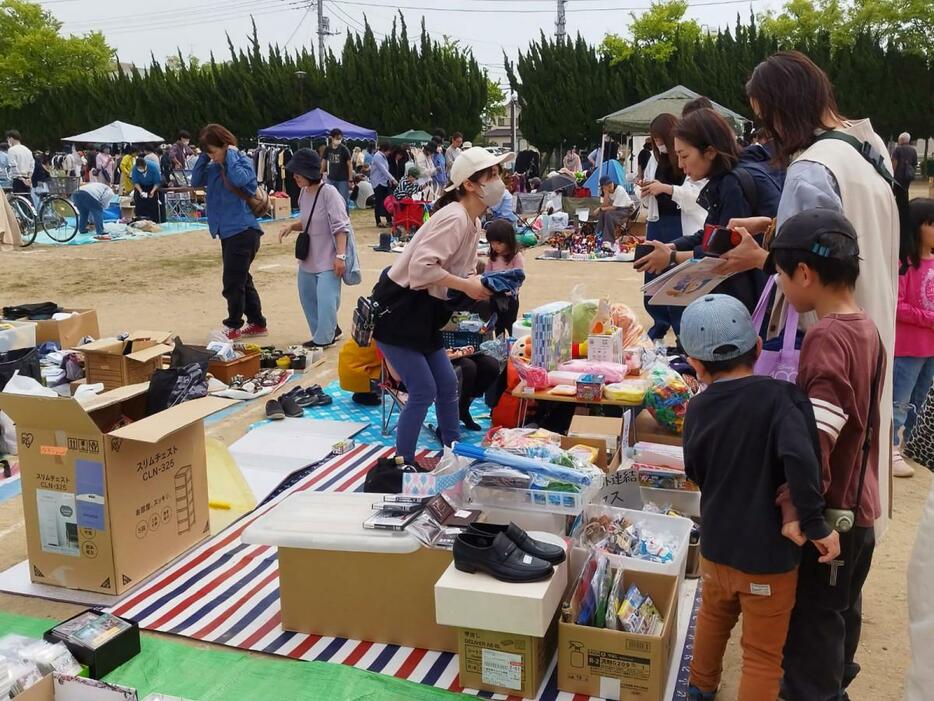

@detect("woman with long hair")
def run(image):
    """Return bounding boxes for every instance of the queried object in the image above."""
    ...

[639,113,686,339]
[721,50,899,701]
[370,148,510,464]
[190,123,268,340]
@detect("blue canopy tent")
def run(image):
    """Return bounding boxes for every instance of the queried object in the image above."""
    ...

[584,159,627,196]
[258,108,377,141]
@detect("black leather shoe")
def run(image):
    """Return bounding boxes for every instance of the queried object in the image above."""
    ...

[453,532,554,583]
[265,399,285,420]
[467,522,566,565]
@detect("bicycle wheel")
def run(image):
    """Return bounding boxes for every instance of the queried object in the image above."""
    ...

[39,195,79,243]
[8,195,36,247]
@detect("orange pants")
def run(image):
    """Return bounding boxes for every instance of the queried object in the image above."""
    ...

[690,557,798,701]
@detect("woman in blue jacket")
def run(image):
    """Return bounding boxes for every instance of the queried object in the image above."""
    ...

[191,123,268,341]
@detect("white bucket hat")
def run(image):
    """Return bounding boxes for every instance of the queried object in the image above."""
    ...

[445,147,514,192]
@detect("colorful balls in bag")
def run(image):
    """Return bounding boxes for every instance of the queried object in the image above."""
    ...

[644,362,693,433]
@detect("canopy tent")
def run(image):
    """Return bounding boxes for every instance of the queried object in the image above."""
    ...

[382,129,434,146]
[598,85,750,133]
[258,108,376,141]
[62,120,163,144]
[583,159,627,196]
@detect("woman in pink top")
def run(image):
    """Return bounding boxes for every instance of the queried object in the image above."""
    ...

[485,219,524,335]
[279,148,350,348]
[370,147,513,464]
[893,197,934,454]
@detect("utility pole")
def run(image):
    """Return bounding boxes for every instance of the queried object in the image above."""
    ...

[510,93,517,151]
[316,0,338,67]
[556,0,567,43]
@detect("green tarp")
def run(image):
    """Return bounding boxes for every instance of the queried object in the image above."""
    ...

[0,612,461,701]
[382,129,434,146]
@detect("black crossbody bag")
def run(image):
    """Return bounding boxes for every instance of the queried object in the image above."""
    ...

[294,185,324,261]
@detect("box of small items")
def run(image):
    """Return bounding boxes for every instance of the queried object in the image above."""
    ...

[44,610,140,679]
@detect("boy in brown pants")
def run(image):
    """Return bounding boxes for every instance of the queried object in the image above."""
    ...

[680,294,840,701]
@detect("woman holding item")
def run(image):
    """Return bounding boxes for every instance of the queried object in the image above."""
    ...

[279,148,350,349]
[371,147,510,464]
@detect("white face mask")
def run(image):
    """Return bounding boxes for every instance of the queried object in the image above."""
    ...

[656,142,668,154]
[479,178,506,207]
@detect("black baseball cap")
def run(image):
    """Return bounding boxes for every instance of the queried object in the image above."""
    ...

[764,208,860,275]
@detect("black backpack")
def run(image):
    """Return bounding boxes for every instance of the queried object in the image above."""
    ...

[732,144,785,218]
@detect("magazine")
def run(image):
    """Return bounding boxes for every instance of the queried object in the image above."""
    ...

[642,257,736,307]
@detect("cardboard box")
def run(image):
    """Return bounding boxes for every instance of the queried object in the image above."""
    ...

[242,491,457,651]
[78,331,173,391]
[633,410,682,447]
[588,328,624,364]
[458,614,558,699]
[271,197,292,219]
[0,319,37,353]
[569,415,627,456]
[16,673,138,701]
[34,310,100,349]
[0,384,236,594]
[558,570,679,701]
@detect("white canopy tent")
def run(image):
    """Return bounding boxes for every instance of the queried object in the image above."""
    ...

[598,85,750,134]
[62,120,163,144]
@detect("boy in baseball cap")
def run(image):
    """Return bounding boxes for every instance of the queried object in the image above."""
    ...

[767,209,885,701]
[680,294,839,701]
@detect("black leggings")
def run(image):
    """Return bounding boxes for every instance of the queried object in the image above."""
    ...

[452,354,501,419]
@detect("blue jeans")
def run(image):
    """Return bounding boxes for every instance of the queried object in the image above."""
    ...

[297,268,341,344]
[332,180,350,212]
[73,190,104,236]
[376,342,460,463]
[893,356,934,446]
[644,213,684,340]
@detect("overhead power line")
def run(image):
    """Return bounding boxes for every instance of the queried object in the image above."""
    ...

[324,0,767,13]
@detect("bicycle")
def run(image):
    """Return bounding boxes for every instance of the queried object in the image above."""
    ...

[4,179,80,247]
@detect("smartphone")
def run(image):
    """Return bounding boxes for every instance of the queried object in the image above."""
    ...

[706,226,741,256]
[633,243,654,262]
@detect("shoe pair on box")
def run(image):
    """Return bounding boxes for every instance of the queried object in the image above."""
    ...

[453,523,566,583]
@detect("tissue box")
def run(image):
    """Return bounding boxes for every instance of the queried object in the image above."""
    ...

[587,328,624,364]
[576,374,605,401]
[531,302,572,371]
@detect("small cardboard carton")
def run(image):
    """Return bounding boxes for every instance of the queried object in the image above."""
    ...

[435,533,568,698]
[558,569,678,701]
[77,331,173,391]
[0,384,236,594]
[569,414,627,456]
[16,673,138,701]
[35,310,101,349]
[588,328,624,364]
[271,197,292,219]
[457,615,559,699]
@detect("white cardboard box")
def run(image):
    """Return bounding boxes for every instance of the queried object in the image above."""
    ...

[434,532,568,638]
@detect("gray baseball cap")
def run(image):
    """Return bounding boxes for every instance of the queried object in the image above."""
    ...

[680,294,759,362]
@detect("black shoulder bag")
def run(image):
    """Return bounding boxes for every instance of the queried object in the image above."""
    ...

[294,185,324,261]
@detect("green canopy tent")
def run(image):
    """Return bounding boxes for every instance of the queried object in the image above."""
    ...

[598,85,750,134]
[382,129,434,146]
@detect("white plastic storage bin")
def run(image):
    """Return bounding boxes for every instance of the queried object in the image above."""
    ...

[463,478,602,516]
[0,321,36,354]
[579,503,693,580]
[640,486,701,517]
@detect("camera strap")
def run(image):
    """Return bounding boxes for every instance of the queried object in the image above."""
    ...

[852,333,884,515]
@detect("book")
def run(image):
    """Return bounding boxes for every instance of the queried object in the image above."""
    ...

[67,613,132,650]
[641,257,736,307]
[363,510,420,531]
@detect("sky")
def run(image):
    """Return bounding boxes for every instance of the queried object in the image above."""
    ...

[41,0,787,91]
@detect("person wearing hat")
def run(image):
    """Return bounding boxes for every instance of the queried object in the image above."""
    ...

[596,175,634,241]
[323,128,353,212]
[369,147,513,465]
[764,208,885,701]
[680,293,839,701]
[279,148,351,349]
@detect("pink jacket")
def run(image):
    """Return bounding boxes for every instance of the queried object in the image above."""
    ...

[895,259,934,358]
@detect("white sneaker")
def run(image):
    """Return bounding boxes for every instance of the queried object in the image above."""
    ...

[893,448,915,478]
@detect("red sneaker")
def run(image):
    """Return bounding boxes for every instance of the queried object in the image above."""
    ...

[222,326,242,341]
[241,324,269,338]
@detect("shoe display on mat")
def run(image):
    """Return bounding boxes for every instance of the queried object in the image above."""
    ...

[893,448,915,478]
[222,326,242,341]
[241,324,268,338]
[265,399,285,420]
[279,395,305,418]
[308,393,333,407]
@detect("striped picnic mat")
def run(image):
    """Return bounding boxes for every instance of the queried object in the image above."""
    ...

[107,443,696,700]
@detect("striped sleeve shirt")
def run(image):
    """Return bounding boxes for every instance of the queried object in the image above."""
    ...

[796,312,884,527]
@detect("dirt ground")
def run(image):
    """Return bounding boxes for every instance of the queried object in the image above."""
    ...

[1,210,928,700]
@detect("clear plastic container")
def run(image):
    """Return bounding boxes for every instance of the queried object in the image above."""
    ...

[463,478,603,516]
